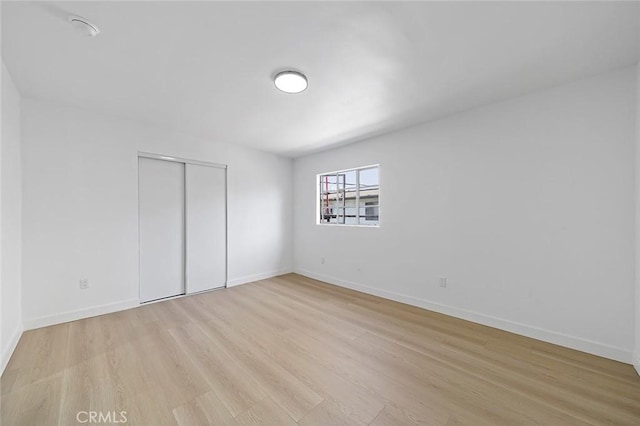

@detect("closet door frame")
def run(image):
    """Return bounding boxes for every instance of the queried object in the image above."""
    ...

[138,151,228,303]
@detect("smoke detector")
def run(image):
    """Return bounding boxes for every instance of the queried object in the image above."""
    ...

[68,15,100,37]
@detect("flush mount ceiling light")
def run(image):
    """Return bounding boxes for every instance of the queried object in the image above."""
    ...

[274,70,308,94]
[68,15,100,37]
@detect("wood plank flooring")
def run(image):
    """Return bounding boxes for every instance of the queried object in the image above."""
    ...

[2,273,640,425]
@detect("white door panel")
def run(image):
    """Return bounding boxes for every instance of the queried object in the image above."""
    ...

[186,164,226,293]
[139,157,185,302]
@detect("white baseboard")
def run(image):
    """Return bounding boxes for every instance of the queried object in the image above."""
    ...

[633,352,640,376]
[23,298,140,331]
[1,323,24,375]
[227,268,292,287]
[295,269,633,364]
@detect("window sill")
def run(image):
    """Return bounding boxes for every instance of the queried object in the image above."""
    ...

[316,223,380,228]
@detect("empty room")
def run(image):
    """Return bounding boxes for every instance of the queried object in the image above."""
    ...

[2,1,640,425]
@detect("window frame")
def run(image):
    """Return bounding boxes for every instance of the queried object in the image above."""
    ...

[316,164,380,227]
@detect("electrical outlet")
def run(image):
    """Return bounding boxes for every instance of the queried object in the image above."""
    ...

[439,276,447,288]
[321,257,325,265]
[79,278,89,289]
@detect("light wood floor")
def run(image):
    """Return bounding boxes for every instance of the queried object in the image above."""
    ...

[2,274,640,425]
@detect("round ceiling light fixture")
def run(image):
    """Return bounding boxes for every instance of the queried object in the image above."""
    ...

[274,70,308,94]
[68,15,100,37]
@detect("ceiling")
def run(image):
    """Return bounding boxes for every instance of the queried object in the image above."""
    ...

[3,1,639,157]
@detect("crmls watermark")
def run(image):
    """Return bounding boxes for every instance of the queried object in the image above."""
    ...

[76,411,128,424]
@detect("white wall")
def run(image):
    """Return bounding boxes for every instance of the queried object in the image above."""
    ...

[294,66,637,363]
[21,98,293,328]
[1,61,23,373]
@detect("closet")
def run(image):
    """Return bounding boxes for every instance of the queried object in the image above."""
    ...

[138,153,227,303]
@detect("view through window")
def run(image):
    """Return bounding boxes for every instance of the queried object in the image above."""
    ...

[318,165,379,226]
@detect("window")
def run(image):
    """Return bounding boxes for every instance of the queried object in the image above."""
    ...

[318,165,379,226]
[365,202,379,221]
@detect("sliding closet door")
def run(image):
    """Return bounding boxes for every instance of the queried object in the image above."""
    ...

[185,164,226,293]
[139,157,185,302]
